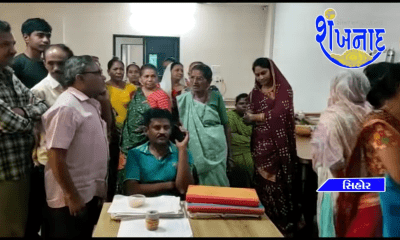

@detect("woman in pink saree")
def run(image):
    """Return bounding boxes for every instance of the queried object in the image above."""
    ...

[244,58,302,236]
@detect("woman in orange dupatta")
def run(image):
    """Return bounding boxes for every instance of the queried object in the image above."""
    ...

[336,62,400,237]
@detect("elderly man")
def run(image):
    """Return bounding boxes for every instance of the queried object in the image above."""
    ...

[27,44,74,238]
[0,20,48,237]
[42,55,112,238]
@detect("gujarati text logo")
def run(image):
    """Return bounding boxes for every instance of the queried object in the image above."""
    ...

[316,8,386,68]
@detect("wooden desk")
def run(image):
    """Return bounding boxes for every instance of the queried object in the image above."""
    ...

[296,135,312,161]
[93,203,284,237]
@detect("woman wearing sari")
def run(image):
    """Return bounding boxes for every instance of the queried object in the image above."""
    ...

[106,57,137,130]
[227,93,254,188]
[336,62,400,237]
[244,57,301,236]
[177,63,232,186]
[105,57,137,194]
[311,71,372,237]
[160,61,186,123]
[121,63,171,155]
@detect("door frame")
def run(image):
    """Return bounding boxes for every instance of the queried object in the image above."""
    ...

[113,34,180,66]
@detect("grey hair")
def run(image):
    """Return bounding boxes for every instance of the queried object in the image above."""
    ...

[0,20,11,34]
[62,55,95,87]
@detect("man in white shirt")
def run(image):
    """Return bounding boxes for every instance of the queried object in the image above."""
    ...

[29,44,73,237]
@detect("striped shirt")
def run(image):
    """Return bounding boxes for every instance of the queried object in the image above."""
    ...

[0,66,48,181]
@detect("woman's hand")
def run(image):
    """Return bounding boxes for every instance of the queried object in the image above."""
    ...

[243,113,253,124]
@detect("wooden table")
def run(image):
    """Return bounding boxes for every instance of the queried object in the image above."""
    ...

[296,135,312,162]
[295,134,318,236]
[93,203,284,237]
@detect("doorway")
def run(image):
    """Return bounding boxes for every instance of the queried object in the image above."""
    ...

[113,35,180,80]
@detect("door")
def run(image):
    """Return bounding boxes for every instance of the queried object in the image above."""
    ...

[144,36,180,80]
[114,35,180,80]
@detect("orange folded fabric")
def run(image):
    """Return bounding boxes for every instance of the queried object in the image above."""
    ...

[185,185,260,207]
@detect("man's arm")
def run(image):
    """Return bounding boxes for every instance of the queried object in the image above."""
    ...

[174,129,194,195]
[124,148,176,197]
[0,97,33,133]
[124,180,175,197]
[48,148,85,216]
[14,74,48,121]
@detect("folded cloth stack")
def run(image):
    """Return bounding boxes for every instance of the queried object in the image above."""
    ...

[185,185,265,218]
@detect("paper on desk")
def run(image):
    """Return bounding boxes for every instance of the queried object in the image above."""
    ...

[117,218,193,237]
[108,195,181,215]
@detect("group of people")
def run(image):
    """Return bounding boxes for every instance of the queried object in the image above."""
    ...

[312,62,400,237]
[1,16,362,239]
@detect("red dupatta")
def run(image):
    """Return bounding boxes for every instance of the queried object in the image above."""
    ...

[248,58,297,175]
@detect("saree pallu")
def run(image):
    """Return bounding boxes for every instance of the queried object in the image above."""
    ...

[120,88,151,156]
[177,92,229,187]
[336,109,400,237]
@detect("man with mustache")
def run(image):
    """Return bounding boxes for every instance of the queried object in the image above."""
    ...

[28,44,74,238]
[124,108,194,197]
[0,20,48,237]
[12,18,52,89]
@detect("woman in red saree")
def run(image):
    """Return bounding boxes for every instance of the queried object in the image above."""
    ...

[244,58,302,236]
[336,62,400,237]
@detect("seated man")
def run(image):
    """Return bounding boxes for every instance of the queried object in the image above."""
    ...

[124,108,194,197]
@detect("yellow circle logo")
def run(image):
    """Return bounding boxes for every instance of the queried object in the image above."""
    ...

[324,8,336,20]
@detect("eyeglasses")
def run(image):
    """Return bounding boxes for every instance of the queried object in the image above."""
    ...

[81,70,103,76]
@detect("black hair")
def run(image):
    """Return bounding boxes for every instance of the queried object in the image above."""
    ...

[191,64,213,84]
[21,18,52,36]
[364,62,400,109]
[43,44,74,60]
[252,57,271,72]
[126,62,140,73]
[143,108,173,127]
[163,57,176,63]
[140,63,158,76]
[235,93,249,104]
[0,20,11,34]
[170,61,183,71]
[107,57,124,71]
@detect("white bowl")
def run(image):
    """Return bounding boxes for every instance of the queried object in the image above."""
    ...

[128,194,146,208]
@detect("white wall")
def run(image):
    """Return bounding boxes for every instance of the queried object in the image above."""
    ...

[0,3,269,99]
[273,3,400,113]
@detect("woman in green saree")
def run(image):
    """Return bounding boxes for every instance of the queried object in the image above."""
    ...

[177,63,233,186]
[227,93,254,188]
[118,64,171,194]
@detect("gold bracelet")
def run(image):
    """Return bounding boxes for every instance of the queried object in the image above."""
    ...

[253,113,266,122]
